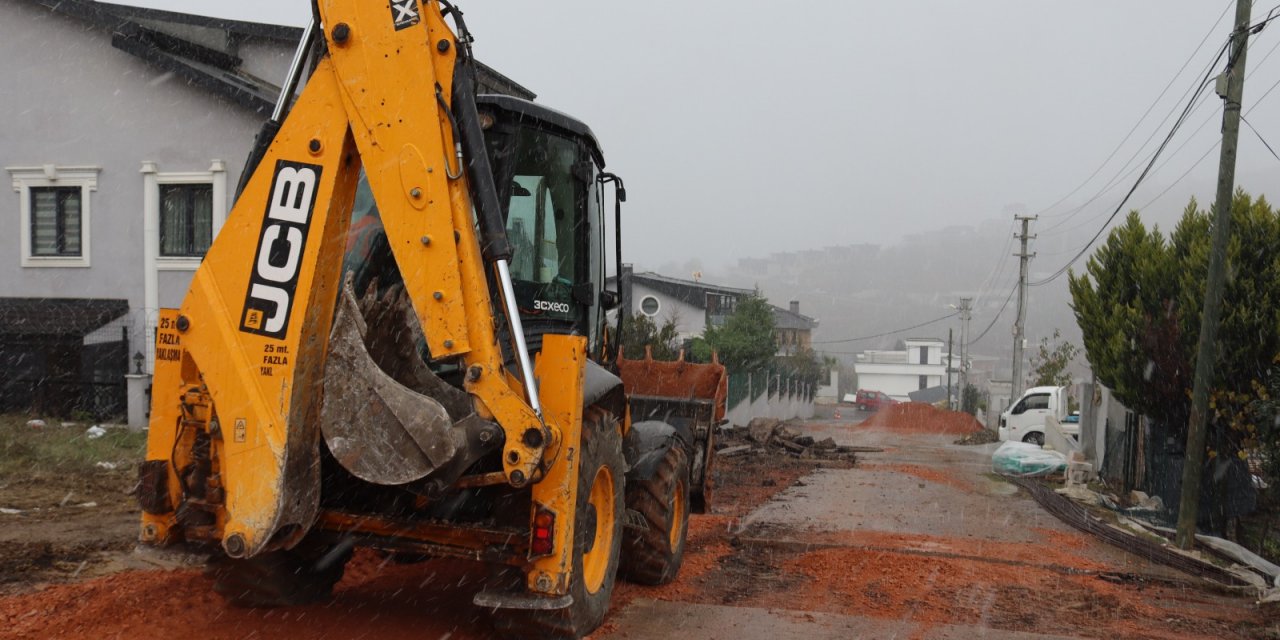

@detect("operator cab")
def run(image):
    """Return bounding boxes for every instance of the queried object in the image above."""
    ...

[343,95,614,359]
[476,95,609,357]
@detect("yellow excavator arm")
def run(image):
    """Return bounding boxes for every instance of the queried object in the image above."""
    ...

[140,0,580,580]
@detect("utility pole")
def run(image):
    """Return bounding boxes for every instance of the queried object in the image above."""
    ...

[1011,216,1037,401]
[1177,0,1252,550]
[959,298,972,408]
[947,328,954,411]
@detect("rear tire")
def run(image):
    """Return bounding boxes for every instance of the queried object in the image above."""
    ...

[621,445,690,585]
[207,541,351,608]
[493,408,625,639]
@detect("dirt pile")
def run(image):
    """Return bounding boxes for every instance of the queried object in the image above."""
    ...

[858,403,982,435]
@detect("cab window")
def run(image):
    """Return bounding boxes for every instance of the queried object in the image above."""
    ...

[1022,394,1050,411]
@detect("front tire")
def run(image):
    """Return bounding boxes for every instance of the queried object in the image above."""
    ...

[1023,431,1045,447]
[494,408,625,639]
[621,445,690,585]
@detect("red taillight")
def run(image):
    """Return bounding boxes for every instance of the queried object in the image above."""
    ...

[531,508,555,556]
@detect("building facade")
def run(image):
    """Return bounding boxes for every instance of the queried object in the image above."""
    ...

[1,0,532,417]
[617,266,818,350]
[855,338,948,401]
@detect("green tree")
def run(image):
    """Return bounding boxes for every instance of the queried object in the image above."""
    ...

[703,294,776,373]
[620,314,681,360]
[1028,329,1080,388]
[1069,191,1280,455]
[776,347,825,391]
[961,383,983,415]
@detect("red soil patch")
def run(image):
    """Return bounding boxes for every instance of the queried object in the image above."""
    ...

[0,441,824,640]
[782,545,1255,640]
[858,403,982,435]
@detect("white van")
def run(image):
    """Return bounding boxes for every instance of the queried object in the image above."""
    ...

[998,385,1074,446]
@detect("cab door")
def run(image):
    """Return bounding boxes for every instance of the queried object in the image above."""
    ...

[1007,392,1051,440]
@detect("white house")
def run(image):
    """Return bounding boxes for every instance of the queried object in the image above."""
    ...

[855,338,947,401]
[0,0,530,419]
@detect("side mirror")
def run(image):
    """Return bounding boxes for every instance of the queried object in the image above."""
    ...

[600,290,620,311]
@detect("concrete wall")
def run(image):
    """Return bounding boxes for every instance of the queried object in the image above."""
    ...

[0,3,291,370]
[725,373,814,427]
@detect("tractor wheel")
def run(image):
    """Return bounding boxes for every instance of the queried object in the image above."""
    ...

[207,540,351,608]
[621,444,690,585]
[494,409,625,639]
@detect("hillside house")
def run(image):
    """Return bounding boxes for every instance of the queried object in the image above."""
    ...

[615,266,818,352]
[855,338,948,401]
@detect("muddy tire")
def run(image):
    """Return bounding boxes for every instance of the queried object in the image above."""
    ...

[493,409,625,639]
[207,542,351,608]
[620,445,690,585]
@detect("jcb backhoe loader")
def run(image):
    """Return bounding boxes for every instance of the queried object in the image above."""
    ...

[134,1,726,637]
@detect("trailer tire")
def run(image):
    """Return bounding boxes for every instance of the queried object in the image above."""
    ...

[621,444,690,585]
[493,408,625,639]
[207,542,351,608]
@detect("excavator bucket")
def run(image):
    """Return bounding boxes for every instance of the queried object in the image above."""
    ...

[616,350,727,512]
[320,277,479,486]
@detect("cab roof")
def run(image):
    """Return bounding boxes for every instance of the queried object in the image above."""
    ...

[477,94,605,167]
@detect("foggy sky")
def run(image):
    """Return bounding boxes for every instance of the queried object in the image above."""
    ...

[116,0,1280,274]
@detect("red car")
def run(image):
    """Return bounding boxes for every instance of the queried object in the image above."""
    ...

[853,389,898,412]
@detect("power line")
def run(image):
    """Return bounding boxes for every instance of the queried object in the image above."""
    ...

[811,312,958,346]
[1029,35,1235,288]
[1034,3,1280,237]
[972,219,1017,307]
[968,283,1018,346]
[1072,29,1280,218]
[1242,115,1280,162]
[1032,0,1235,222]
[1037,39,1230,237]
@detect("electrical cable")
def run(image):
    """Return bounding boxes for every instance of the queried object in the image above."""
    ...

[1063,31,1280,220]
[1028,32,1238,287]
[811,312,958,345]
[1033,0,1234,222]
[1037,40,1228,237]
[967,283,1018,346]
[1242,115,1280,162]
[972,219,1017,307]
[1033,3,1280,237]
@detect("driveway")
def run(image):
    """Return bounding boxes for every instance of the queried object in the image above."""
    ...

[601,413,1267,640]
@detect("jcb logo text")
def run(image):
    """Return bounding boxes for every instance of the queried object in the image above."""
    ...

[240,160,323,339]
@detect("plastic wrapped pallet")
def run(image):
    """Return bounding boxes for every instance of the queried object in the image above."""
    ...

[992,440,1067,477]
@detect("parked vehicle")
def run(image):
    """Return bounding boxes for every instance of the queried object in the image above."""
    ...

[851,389,897,412]
[998,386,1076,446]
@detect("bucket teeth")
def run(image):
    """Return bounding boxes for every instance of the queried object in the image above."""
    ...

[319,276,466,486]
[355,277,472,420]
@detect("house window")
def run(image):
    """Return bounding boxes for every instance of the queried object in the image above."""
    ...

[159,183,213,257]
[918,347,928,365]
[919,375,928,390]
[640,295,660,317]
[30,187,82,256]
[9,165,98,268]
[142,161,227,274]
